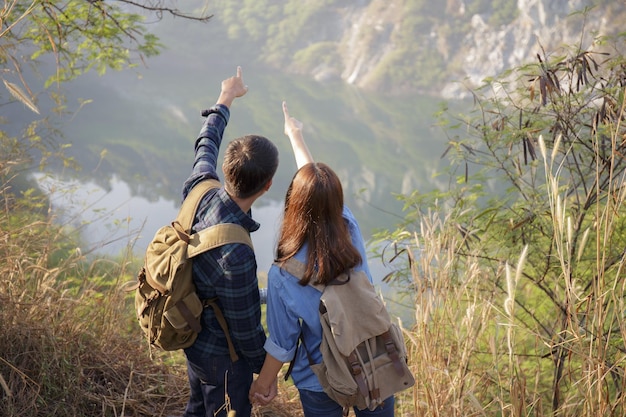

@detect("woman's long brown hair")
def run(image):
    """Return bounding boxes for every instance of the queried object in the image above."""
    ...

[276,162,362,286]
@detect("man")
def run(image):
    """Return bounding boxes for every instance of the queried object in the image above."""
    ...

[181,67,279,417]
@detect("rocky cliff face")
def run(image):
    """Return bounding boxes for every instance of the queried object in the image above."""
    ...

[443,0,620,98]
[289,0,624,99]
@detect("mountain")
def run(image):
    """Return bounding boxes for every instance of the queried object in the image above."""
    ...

[189,0,624,99]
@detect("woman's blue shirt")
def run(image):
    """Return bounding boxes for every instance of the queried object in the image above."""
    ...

[263,206,372,391]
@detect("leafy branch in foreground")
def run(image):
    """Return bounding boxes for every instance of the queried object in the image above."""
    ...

[375,28,626,416]
[1,0,212,112]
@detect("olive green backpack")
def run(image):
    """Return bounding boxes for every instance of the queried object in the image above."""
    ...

[132,179,252,354]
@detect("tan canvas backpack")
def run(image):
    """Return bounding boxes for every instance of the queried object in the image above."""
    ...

[280,258,415,415]
[132,179,252,354]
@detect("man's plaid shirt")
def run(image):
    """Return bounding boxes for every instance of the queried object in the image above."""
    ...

[182,104,266,373]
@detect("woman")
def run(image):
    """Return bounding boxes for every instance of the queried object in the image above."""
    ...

[249,102,395,417]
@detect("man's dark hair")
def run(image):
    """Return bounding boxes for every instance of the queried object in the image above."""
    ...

[223,135,279,199]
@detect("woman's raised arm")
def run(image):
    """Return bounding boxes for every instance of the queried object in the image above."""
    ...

[282,101,313,169]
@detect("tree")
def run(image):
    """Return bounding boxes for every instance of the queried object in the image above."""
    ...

[1,0,211,177]
[2,0,211,108]
[376,28,626,416]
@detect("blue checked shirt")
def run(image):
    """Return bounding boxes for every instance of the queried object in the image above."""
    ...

[182,104,266,373]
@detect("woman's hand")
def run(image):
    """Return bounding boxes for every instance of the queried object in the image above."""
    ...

[282,101,313,168]
[249,377,278,406]
[283,101,303,139]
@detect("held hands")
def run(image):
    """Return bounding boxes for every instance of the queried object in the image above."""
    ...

[249,377,278,407]
[217,66,248,108]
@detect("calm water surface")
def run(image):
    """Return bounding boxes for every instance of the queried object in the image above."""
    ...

[27,19,459,323]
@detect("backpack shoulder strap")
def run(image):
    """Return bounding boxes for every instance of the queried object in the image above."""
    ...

[188,224,253,363]
[277,257,306,279]
[276,258,325,291]
[178,179,222,230]
[187,223,253,258]
[278,258,323,381]
[177,179,253,258]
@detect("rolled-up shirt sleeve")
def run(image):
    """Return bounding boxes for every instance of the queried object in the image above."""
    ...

[264,267,302,363]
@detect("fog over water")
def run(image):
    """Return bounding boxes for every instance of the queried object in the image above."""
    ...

[24,9,462,323]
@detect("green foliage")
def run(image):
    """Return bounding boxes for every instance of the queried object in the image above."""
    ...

[376,30,626,415]
[292,42,340,71]
[2,1,211,115]
[136,0,619,98]
[210,0,453,90]
[489,0,518,26]
[23,1,160,86]
[464,0,517,25]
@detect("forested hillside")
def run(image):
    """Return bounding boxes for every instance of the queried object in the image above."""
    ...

[201,0,624,97]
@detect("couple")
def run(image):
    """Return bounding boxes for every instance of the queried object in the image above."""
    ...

[180,67,395,417]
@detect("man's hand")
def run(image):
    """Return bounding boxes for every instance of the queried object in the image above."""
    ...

[217,66,248,108]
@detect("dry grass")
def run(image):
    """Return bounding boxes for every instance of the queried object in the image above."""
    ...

[0,209,187,416]
[5,134,626,416]
[7,72,624,417]
[0,175,418,416]
[389,79,626,415]
[0,181,307,416]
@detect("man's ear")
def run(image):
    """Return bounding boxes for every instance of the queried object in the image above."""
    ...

[264,179,272,192]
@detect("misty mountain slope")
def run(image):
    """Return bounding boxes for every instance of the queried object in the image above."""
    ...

[194,0,624,98]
